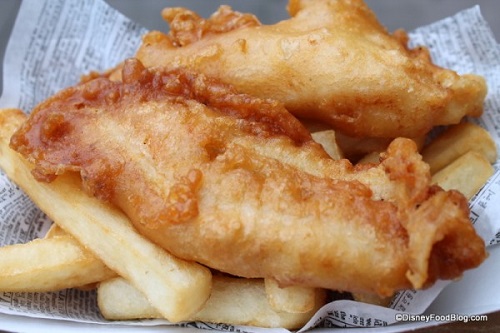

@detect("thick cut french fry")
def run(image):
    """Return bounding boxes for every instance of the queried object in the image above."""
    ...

[98,276,325,329]
[432,151,494,200]
[0,108,212,323]
[0,235,115,292]
[311,130,344,160]
[264,278,317,314]
[2,221,324,327]
[422,122,497,174]
[99,277,158,320]
[44,225,116,291]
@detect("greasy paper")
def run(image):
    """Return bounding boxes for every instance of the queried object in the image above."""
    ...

[0,0,499,332]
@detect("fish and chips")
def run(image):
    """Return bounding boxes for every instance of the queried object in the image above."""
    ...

[0,0,497,330]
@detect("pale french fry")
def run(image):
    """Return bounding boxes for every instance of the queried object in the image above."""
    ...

[422,122,497,174]
[432,151,494,200]
[0,108,212,323]
[0,235,115,292]
[45,225,115,291]
[99,277,159,320]
[44,223,67,238]
[311,130,344,160]
[3,219,324,326]
[356,151,381,165]
[44,223,105,291]
[335,132,392,160]
[98,276,325,329]
[264,278,317,314]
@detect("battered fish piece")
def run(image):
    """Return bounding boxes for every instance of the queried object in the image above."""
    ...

[134,0,487,139]
[10,59,486,296]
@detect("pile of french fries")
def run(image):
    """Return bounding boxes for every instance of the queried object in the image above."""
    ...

[0,107,497,329]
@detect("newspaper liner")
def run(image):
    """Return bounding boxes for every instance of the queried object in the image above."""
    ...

[0,0,499,331]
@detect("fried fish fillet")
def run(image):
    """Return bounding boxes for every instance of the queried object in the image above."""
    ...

[10,59,486,296]
[133,0,486,139]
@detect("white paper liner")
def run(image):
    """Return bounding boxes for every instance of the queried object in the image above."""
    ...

[1,1,499,332]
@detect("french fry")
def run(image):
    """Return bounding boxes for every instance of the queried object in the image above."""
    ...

[422,122,497,174]
[311,130,344,160]
[264,278,317,314]
[432,151,494,199]
[357,136,427,165]
[1,221,325,327]
[0,108,212,323]
[44,225,111,291]
[335,132,392,161]
[98,276,325,329]
[356,151,382,165]
[44,223,67,238]
[98,277,158,320]
[0,235,115,292]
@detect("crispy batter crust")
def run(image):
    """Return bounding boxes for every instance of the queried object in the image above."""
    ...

[134,0,486,138]
[10,59,486,296]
